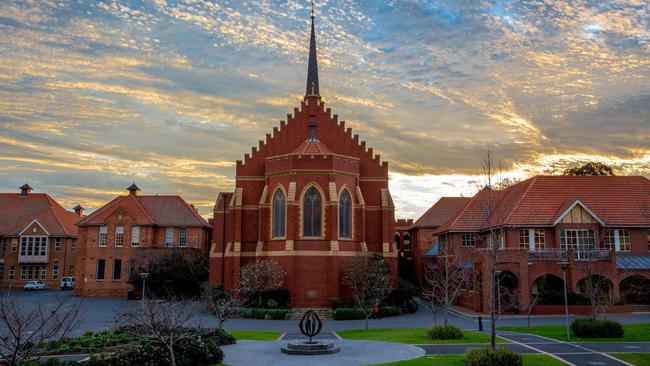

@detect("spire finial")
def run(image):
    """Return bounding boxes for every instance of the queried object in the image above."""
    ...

[305,0,320,97]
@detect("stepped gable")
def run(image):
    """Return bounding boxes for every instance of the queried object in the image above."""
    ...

[235,99,388,178]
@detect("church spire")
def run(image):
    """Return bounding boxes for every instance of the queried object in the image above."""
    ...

[305,0,320,97]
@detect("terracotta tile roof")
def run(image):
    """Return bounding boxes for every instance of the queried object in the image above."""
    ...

[291,138,332,155]
[436,176,650,233]
[78,195,209,227]
[0,193,81,236]
[412,197,471,228]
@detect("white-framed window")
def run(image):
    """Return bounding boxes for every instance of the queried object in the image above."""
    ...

[115,226,124,247]
[604,229,631,252]
[11,239,17,252]
[131,226,140,247]
[55,238,61,252]
[519,229,545,251]
[68,264,75,276]
[19,236,48,257]
[71,239,76,252]
[461,233,475,247]
[0,263,3,280]
[179,228,187,247]
[21,265,27,280]
[52,265,59,280]
[165,227,174,247]
[9,265,15,280]
[560,229,594,249]
[98,226,108,247]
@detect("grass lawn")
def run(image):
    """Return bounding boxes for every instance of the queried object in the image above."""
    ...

[610,353,650,366]
[498,324,650,342]
[227,330,282,341]
[371,354,567,366]
[336,328,509,344]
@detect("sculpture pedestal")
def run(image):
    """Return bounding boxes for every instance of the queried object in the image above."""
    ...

[281,341,341,355]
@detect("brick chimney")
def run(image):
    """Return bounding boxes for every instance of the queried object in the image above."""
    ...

[73,204,84,216]
[19,184,33,197]
[126,183,140,196]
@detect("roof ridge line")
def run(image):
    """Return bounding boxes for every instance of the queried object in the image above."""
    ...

[177,196,210,227]
[77,196,124,225]
[502,176,538,226]
[439,193,477,232]
[130,195,156,224]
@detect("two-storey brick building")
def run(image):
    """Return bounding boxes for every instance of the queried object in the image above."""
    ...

[74,184,211,296]
[426,176,650,313]
[0,184,82,290]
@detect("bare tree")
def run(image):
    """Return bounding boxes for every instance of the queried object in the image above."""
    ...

[474,148,522,350]
[421,234,471,326]
[114,297,200,366]
[342,254,396,330]
[522,292,539,328]
[237,259,287,307]
[202,285,234,329]
[0,293,83,366]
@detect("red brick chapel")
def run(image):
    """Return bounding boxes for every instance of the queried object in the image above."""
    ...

[209,10,397,310]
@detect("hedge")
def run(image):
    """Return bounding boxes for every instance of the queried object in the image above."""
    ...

[236,308,288,320]
[571,318,624,338]
[333,306,400,320]
[465,348,523,366]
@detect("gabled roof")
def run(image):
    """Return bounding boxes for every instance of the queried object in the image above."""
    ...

[0,193,80,236]
[435,175,650,233]
[78,195,209,228]
[412,197,471,229]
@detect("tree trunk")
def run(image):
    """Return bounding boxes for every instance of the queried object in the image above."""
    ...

[365,315,369,330]
[490,271,497,350]
[168,344,177,366]
[443,306,448,326]
[444,289,449,326]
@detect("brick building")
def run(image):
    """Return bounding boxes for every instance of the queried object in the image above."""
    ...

[74,184,211,296]
[407,197,470,284]
[209,13,397,310]
[0,184,82,290]
[429,176,650,313]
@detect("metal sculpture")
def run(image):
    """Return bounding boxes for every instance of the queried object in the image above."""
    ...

[299,309,322,342]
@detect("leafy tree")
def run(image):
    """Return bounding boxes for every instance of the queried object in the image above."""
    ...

[130,250,209,298]
[202,285,234,329]
[563,162,615,176]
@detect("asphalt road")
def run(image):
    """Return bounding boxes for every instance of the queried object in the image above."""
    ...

[2,290,650,335]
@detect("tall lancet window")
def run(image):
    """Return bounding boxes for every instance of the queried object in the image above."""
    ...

[339,189,352,238]
[272,189,286,238]
[303,186,322,237]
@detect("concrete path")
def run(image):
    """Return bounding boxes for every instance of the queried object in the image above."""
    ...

[496,331,636,366]
[221,340,424,366]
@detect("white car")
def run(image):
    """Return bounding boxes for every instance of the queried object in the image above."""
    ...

[60,277,75,290]
[24,281,46,291]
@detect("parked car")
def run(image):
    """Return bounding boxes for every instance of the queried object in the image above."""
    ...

[24,281,46,291]
[60,276,75,290]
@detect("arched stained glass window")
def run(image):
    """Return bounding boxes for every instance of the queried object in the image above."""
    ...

[272,189,286,238]
[339,189,352,238]
[303,186,322,237]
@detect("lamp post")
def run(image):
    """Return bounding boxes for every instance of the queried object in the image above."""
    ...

[139,272,150,307]
[559,260,570,340]
[494,270,502,316]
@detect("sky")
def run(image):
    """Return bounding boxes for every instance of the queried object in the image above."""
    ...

[0,0,649,219]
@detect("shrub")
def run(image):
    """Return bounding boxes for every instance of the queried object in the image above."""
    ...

[465,348,523,366]
[333,306,401,320]
[260,287,291,308]
[427,325,464,340]
[83,336,224,366]
[265,299,280,309]
[238,308,288,320]
[571,318,624,338]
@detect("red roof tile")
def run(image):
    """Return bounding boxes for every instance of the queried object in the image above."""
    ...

[78,195,209,227]
[291,138,332,155]
[412,197,471,228]
[0,193,81,236]
[436,176,650,233]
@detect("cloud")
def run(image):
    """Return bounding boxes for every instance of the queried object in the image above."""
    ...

[0,0,648,218]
